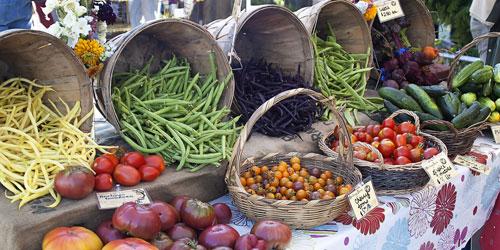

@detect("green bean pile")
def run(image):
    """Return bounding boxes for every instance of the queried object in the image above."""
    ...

[313,26,383,121]
[112,54,240,171]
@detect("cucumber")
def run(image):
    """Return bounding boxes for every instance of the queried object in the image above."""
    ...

[458,102,467,114]
[420,85,448,97]
[415,112,448,131]
[384,100,412,122]
[459,82,482,93]
[482,79,494,96]
[470,107,491,125]
[470,66,493,84]
[452,60,484,89]
[405,84,443,119]
[451,92,461,113]
[378,87,423,112]
[437,93,458,120]
[451,102,481,129]
[494,82,500,98]
[494,63,500,83]
[478,97,496,111]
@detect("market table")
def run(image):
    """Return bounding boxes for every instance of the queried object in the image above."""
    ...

[210,136,500,250]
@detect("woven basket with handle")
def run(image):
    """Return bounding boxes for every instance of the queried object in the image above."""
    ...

[226,88,362,229]
[319,110,448,195]
[421,32,500,156]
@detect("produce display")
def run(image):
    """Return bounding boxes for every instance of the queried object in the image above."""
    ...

[328,117,440,165]
[0,77,107,207]
[234,60,320,136]
[42,195,292,250]
[452,61,500,123]
[240,156,353,200]
[372,17,450,87]
[112,54,240,171]
[312,26,382,122]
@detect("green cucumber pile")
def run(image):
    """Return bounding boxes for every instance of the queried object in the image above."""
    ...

[112,54,240,171]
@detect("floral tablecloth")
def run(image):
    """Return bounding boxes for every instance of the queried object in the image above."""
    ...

[210,137,500,250]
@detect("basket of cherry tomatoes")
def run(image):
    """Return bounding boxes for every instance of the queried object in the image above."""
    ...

[226,89,362,229]
[319,110,448,195]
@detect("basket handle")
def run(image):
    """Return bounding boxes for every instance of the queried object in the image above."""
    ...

[353,141,385,165]
[447,32,500,87]
[225,88,354,186]
[421,119,459,136]
[387,109,421,132]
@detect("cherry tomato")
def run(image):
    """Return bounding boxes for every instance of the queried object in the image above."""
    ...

[95,173,114,191]
[395,134,407,147]
[378,139,396,158]
[102,154,119,167]
[356,132,366,142]
[350,134,358,143]
[405,133,423,148]
[371,141,381,149]
[395,156,412,165]
[423,147,439,159]
[145,155,166,173]
[366,125,374,137]
[378,127,396,142]
[139,166,161,182]
[372,125,382,137]
[366,151,379,162]
[121,152,146,168]
[353,150,367,160]
[113,164,141,186]
[92,156,115,175]
[398,121,416,134]
[394,146,411,159]
[381,118,396,130]
[410,148,423,162]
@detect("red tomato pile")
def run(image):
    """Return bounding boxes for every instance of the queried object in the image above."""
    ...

[330,118,440,165]
[92,152,166,191]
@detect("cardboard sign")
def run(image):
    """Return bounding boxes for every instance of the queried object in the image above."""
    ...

[422,152,458,186]
[375,0,405,23]
[348,180,379,220]
[96,188,152,210]
[491,125,500,144]
[454,155,491,175]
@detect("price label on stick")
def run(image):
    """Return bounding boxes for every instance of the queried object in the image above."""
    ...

[453,155,491,175]
[491,125,500,144]
[96,188,152,210]
[422,152,458,186]
[348,179,379,220]
[375,0,405,23]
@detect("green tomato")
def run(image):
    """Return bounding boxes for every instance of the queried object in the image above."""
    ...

[496,98,500,112]
[461,92,477,107]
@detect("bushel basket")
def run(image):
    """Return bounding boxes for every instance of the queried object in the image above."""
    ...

[226,88,362,229]
[319,110,448,195]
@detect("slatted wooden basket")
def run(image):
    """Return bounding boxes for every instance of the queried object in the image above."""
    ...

[226,88,362,229]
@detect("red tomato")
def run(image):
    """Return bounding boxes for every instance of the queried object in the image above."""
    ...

[95,173,114,192]
[355,132,366,142]
[365,134,373,143]
[406,144,414,150]
[113,164,141,186]
[372,125,382,137]
[357,127,366,132]
[406,133,424,148]
[366,125,374,137]
[395,134,407,147]
[398,121,417,134]
[139,166,161,182]
[366,151,379,162]
[423,147,439,159]
[395,156,412,165]
[378,139,396,158]
[381,118,396,130]
[353,150,367,160]
[102,154,119,167]
[121,152,146,168]
[394,146,411,159]
[384,158,394,165]
[378,127,396,142]
[145,155,166,173]
[350,134,358,143]
[371,141,380,149]
[92,157,115,175]
[410,148,423,162]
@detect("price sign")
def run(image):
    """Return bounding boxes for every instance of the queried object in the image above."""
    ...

[96,188,152,210]
[454,155,491,175]
[348,180,379,220]
[491,125,500,144]
[375,0,405,23]
[422,152,458,186]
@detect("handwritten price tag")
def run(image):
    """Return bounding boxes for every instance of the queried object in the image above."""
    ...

[96,188,152,210]
[454,155,491,175]
[375,0,405,23]
[422,152,458,186]
[491,125,500,144]
[348,180,379,220]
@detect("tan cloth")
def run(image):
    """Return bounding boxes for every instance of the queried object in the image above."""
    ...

[470,0,497,25]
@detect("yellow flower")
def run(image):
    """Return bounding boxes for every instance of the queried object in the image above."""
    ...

[74,38,105,68]
[364,5,377,21]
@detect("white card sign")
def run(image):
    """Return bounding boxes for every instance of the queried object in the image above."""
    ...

[422,152,458,186]
[348,180,379,220]
[491,125,500,144]
[454,155,491,175]
[96,188,152,210]
[376,0,405,23]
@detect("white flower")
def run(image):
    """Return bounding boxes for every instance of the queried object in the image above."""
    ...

[61,10,77,27]
[46,22,64,38]
[74,16,92,36]
[355,1,369,14]
[97,21,107,44]
[43,0,60,15]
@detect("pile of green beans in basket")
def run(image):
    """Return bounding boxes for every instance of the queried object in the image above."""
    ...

[313,25,383,122]
[112,53,240,171]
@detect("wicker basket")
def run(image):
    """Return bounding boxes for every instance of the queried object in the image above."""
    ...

[319,110,448,195]
[226,88,362,229]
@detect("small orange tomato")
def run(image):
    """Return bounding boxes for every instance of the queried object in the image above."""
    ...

[290,156,300,165]
[292,163,301,171]
[247,189,256,195]
[261,166,269,173]
[285,189,296,199]
[267,186,277,193]
[318,189,325,195]
[313,183,322,191]
[255,175,263,183]
[270,178,279,187]
[322,194,334,200]
[326,178,335,185]
[309,176,318,185]
[287,167,295,175]
[290,196,297,201]
[297,176,305,183]
[246,177,255,186]
[290,173,299,182]
[299,169,309,177]
[272,166,278,172]
[251,166,261,175]
[285,181,293,189]
[324,171,332,179]
[275,193,283,199]
[278,161,288,171]
[320,173,328,180]
[266,193,275,199]
[325,191,335,198]
[243,171,252,178]
[274,171,283,179]
[280,186,287,195]
[296,189,307,200]
[335,176,344,185]
[318,178,326,187]
[240,177,247,186]
[279,178,288,187]
[282,171,290,179]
